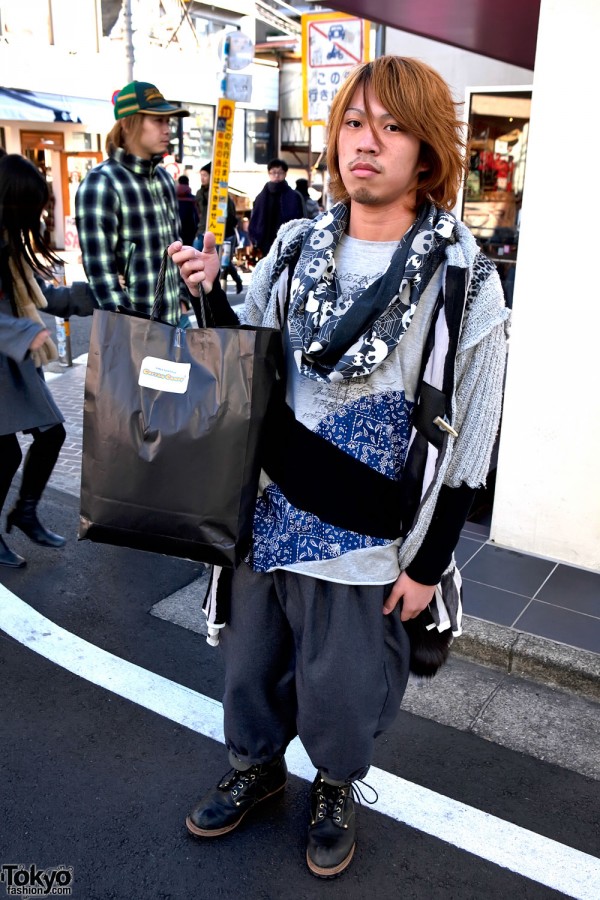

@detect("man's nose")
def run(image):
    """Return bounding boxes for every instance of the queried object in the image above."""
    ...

[356,126,378,153]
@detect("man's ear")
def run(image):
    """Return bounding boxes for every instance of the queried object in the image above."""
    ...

[417,146,430,177]
[417,157,430,176]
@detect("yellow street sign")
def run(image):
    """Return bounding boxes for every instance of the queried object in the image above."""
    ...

[207,98,236,244]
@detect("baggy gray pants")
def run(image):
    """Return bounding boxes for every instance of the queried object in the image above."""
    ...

[220,562,411,783]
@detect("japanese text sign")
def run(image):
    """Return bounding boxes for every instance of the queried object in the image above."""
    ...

[302,13,371,127]
[207,97,236,245]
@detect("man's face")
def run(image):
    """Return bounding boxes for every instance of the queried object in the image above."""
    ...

[200,169,210,187]
[268,166,286,182]
[337,86,426,209]
[128,115,172,160]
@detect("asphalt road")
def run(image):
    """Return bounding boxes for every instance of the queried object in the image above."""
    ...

[1,487,599,900]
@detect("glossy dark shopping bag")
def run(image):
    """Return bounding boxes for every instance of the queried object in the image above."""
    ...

[79,261,279,567]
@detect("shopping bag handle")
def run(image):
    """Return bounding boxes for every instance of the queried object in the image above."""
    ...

[152,249,209,327]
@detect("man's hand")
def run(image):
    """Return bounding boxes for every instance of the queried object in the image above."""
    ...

[383,571,436,621]
[168,232,221,296]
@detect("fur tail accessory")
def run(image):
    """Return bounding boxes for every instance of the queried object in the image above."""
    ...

[405,563,463,678]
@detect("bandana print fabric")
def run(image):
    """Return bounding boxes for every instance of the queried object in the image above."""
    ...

[250,390,413,571]
[287,202,456,383]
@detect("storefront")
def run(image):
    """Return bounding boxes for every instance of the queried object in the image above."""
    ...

[0,88,111,249]
[462,87,532,309]
[168,101,216,185]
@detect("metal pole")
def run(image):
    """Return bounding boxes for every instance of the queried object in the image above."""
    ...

[123,0,134,82]
[53,264,73,367]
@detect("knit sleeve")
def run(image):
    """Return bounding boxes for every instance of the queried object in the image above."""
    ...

[239,219,309,329]
[444,258,509,488]
[397,252,509,575]
[239,253,275,327]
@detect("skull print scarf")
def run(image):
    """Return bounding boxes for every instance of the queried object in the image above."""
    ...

[287,201,457,382]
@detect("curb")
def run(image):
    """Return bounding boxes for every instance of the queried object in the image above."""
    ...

[454,615,600,702]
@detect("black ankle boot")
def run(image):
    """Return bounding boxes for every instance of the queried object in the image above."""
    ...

[186,756,288,838]
[6,499,66,548]
[0,535,26,568]
[306,774,356,878]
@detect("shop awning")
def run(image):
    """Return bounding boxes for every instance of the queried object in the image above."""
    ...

[0,88,113,126]
[333,0,541,70]
[0,89,56,122]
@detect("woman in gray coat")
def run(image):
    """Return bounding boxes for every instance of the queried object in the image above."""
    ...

[0,154,95,568]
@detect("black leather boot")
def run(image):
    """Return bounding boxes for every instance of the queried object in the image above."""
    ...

[186,756,288,838]
[0,535,26,568]
[6,499,66,548]
[306,773,356,878]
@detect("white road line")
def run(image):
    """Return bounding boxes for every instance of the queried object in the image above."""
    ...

[1,584,598,899]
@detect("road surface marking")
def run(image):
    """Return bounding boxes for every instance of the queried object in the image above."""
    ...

[1,585,598,900]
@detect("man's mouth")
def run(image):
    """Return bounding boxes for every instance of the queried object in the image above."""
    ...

[350,161,380,174]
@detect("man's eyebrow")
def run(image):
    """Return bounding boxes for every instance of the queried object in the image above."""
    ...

[344,106,395,120]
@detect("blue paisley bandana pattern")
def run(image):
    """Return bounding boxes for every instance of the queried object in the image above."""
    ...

[250,391,413,572]
[287,201,456,383]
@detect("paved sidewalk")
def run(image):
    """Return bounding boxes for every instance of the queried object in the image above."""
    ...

[25,357,600,705]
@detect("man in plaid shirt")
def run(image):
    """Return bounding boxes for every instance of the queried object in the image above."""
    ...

[76,81,190,325]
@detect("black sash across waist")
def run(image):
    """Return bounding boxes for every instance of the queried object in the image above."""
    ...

[260,382,417,540]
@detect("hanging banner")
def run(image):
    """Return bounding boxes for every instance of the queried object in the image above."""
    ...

[207,97,236,245]
[302,13,371,127]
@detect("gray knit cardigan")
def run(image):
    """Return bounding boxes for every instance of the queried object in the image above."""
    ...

[240,216,510,573]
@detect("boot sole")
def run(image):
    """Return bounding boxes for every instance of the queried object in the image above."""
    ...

[306,842,355,878]
[185,780,287,838]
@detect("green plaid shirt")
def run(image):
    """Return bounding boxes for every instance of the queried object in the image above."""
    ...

[75,147,186,324]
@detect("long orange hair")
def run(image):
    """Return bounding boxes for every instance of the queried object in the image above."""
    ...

[326,56,468,211]
[105,114,146,155]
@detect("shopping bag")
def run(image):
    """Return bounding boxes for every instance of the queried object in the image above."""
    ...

[78,254,279,567]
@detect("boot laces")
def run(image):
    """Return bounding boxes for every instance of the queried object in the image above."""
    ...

[221,764,260,799]
[314,778,379,826]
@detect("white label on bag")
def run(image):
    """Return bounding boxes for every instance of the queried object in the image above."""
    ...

[138,356,191,394]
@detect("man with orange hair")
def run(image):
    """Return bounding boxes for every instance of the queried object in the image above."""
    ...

[169,57,508,878]
[76,81,189,324]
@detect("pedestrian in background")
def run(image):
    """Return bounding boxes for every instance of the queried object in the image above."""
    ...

[177,174,199,246]
[236,215,253,271]
[294,177,321,220]
[75,80,190,324]
[193,161,211,250]
[222,193,243,294]
[248,158,303,258]
[0,154,95,568]
[169,56,508,878]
